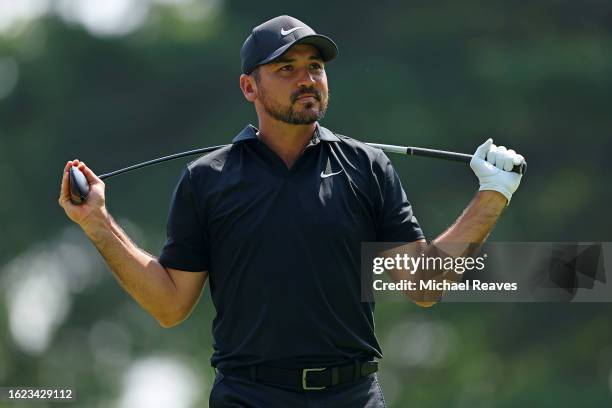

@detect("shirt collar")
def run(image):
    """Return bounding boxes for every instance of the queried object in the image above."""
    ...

[232,124,259,142]
[317,124,342,142]
[232,123,341,143]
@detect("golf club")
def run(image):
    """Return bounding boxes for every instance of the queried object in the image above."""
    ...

[68,143,527,205]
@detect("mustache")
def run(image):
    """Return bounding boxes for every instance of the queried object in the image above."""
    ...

[291,87,322,103]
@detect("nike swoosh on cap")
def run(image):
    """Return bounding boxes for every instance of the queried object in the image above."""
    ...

[281,27,304,36]
[320,170,344,178]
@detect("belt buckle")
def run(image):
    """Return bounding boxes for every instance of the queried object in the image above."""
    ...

[302,367,327,390]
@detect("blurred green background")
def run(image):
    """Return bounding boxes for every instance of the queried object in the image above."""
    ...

[1,0,612,407]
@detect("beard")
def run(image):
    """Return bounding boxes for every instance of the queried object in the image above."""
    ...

[257,86,329,125]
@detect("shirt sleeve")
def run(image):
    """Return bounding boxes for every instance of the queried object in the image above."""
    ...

[158,167,210,272]
[374,150,425,242]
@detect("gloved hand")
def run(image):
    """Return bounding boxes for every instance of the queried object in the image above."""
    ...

[470,138,525,205]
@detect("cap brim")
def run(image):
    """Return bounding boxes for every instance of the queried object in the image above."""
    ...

[256,34,338,70]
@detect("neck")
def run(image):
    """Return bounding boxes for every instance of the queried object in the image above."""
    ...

[256,117,317,169]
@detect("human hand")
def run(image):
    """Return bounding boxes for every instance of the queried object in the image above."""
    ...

[470,139,525,205]
[58,160,107,226]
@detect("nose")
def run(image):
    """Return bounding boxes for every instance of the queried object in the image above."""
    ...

[296,68,316,87]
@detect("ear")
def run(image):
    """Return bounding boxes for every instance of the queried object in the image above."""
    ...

[239,74,258,102]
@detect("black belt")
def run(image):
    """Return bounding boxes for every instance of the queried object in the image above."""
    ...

[219,360,379,391]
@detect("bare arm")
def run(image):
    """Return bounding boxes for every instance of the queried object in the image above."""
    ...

[83,211,207,327]
[386,191,505,307]
[433,190,505,245]
[59,160,207,327]
[386,138,524,307]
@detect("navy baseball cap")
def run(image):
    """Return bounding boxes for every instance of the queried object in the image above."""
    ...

[240,15,338,74]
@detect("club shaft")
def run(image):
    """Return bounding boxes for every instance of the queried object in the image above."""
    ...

[368,143,526,174]
[99,145,228,180]
[99,142,526,180]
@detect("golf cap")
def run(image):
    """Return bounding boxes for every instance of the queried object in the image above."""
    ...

[240,15,338,74]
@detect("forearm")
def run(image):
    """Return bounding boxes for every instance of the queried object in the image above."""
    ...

[81,210,180,324]
[425,191,505,289]
[432,190,506,254]
[388,191,506,305]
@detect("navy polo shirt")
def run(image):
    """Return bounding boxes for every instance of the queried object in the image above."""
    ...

[158,123,424,370]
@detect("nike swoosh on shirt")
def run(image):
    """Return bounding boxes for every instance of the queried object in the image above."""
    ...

[320,170,344,178]
[281,27,304,36]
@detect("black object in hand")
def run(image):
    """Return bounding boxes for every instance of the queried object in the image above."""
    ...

[69,166,89,205]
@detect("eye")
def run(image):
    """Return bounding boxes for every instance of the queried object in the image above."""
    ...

[280,65,293,72]
[310,62,323,71]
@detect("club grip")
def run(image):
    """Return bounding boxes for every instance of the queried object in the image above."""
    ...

[513,161,527,175]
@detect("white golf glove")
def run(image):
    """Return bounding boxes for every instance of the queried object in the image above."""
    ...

[470,138,525,205]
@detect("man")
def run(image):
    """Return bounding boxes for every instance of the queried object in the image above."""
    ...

[58,15,524,408]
